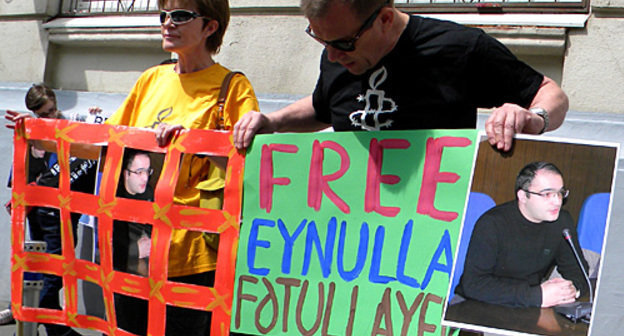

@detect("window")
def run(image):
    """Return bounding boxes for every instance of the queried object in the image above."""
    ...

[64,0,158,15]
[394,0,587,13]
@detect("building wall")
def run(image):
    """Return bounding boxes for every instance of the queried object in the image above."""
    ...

[1,1,624,332]
[1,0,588,107]
[0,0,60,83]
[45,43,169,92]
[216,14,323,96]
[563,9,624,113]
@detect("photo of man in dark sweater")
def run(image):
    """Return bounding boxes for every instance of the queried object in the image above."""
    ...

[455,161,589,308]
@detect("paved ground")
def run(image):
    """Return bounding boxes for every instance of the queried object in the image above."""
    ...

[0,321,100,336]
[0,301,100,336]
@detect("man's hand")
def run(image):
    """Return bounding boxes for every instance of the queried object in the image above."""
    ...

[485,103,536,152]
[4,109,32,129]
[485,76,569,152]
[541,277,578,308]
[233,111,273,149]
[155,123,185,147]
[233,96,329,150]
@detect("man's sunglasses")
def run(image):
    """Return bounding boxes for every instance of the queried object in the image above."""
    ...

[305,2,388,52]
[160,9,205,25]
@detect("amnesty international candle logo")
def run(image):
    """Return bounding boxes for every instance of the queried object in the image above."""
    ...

[350,66,398,131]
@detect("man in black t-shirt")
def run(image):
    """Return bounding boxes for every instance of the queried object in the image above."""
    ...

[234,0,569,152]
[455,162,589,308]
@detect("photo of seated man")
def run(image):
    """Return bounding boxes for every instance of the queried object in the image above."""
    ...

[454,161,589,308]
[113,148,155,336]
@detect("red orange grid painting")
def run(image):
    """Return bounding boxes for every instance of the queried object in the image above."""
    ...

[10,118,244,335]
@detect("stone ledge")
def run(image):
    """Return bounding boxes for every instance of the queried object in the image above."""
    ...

[43,14,572,55]
[592,6,624,17]
[482,26,567,56]
[47,27,162,47]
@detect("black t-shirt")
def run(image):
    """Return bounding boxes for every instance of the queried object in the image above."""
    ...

[313,15,544,131]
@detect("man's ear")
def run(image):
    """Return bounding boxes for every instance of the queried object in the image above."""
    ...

[378,7,394,30]
[517,189,528,203]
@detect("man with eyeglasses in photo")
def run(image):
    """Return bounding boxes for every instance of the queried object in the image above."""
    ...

[455,161,589,308]
[234,0,569,152]
[113,148,154,336]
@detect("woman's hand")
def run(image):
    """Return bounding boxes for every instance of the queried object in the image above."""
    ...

[155,123,185,147]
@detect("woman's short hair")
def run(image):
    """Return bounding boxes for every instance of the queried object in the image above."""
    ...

[159,0,230,54]
[25,83,57,113]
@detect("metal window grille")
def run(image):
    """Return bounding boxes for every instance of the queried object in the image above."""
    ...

[62,0,586,15]
[396,0,583,3]
[394,0,588,13]
[64,0,158,14]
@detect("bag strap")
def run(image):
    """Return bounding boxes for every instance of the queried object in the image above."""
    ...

[216,71,244,130]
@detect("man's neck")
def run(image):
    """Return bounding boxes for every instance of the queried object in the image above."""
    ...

[383,9,410,56]
[517,202,541,224]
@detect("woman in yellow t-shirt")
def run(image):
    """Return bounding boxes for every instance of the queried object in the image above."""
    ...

[107,0,259,334]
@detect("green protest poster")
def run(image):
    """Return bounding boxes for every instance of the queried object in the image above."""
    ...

[232,129,478,335]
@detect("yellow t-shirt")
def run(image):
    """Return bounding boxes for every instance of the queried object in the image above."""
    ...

[107,63,258,277]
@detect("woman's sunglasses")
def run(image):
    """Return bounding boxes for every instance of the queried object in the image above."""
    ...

[160,9,205,25]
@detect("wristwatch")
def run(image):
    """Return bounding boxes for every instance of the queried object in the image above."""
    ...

[530,107,549,135]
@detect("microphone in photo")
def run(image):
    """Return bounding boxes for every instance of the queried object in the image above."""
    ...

[562,228,593,304]
[554,228,593,323]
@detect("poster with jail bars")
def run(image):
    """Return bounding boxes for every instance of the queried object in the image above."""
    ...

[10,118,243,335]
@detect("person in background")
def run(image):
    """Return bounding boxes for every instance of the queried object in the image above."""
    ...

[3,83,103,335]
[105,0,259,334]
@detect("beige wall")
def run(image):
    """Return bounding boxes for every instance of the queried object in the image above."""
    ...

[563,15,624,113]
[0,20,49,83]
[215,15,323,96]
[0,0,59,15]
[561,0,624,113]
[0,0,58,83]
[45,43,169,92]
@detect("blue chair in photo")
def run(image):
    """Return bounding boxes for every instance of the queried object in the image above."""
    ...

[577,192,610,254]
[449,192,496,301]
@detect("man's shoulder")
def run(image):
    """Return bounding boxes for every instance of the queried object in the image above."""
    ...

[485,200,516,215]
[406,15,484,41]
[396,15,486,58]
[475,200,517,225]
